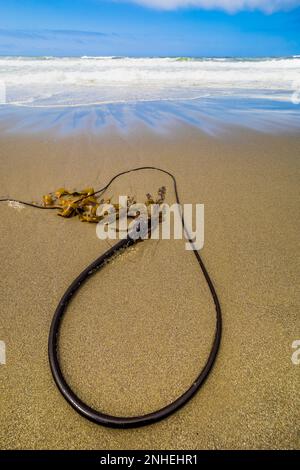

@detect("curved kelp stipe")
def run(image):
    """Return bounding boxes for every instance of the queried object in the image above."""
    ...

[1,166,222,428]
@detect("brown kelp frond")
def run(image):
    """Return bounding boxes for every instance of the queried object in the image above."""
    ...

[41,186,167,223]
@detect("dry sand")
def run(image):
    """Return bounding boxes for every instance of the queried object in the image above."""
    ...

[0,123,299,449]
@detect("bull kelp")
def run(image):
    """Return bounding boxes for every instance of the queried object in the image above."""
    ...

[41,186,167,223]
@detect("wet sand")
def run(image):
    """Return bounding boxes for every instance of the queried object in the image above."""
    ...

[0,124,299,449]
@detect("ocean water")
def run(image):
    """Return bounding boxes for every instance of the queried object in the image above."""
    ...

[0,56,299,134]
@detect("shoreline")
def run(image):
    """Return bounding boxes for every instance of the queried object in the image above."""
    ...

[1,92,300,137]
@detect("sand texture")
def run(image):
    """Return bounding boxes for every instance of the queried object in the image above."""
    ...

[0,124,299,449]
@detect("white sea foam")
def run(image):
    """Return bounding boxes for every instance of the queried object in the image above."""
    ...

[0,56,299,107]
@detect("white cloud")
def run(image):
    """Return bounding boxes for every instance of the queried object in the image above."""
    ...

[118,0,300,13]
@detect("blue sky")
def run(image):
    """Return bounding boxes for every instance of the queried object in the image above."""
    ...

[0,0,299,56]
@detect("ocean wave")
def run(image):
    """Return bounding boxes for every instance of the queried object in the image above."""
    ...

[0,56,299,107]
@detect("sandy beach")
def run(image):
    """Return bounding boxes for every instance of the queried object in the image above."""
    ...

[0,122,299,449]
